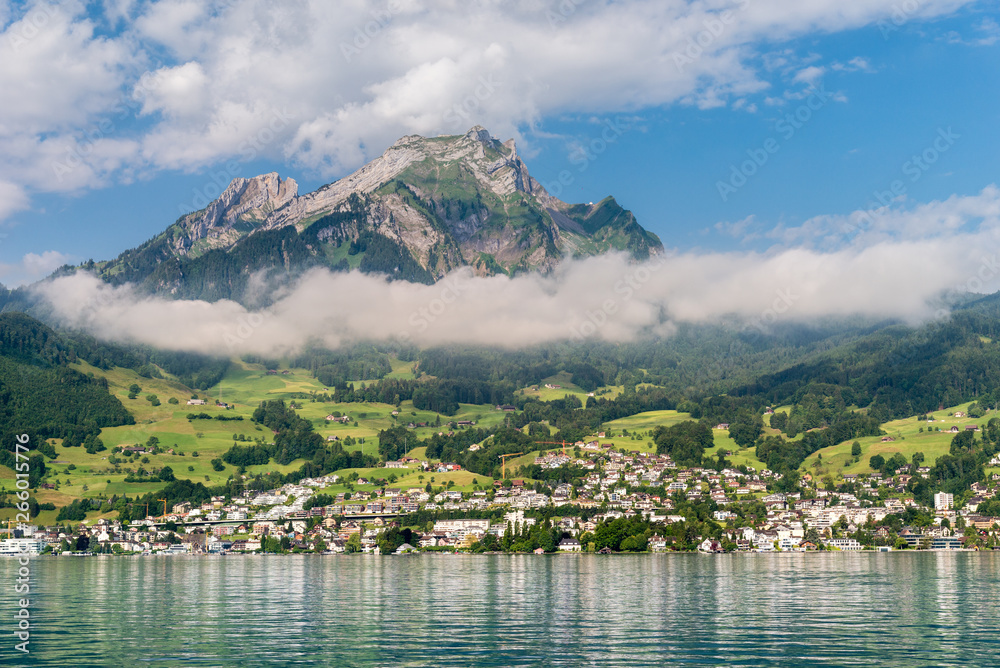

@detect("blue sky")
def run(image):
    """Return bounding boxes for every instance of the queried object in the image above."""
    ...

[1,0,998,288]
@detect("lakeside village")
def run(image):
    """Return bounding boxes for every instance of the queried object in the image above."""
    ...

[7,438,1000,558]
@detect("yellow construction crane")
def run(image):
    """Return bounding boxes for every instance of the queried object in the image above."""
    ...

[158,499,167,518]
[499,452,523,480]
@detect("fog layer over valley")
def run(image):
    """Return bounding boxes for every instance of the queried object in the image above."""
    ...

[34,238,999,357]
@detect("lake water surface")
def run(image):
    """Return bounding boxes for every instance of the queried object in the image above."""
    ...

[2,552,999,667]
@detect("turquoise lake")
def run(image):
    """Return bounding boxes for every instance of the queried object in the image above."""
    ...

[2,552,999,667]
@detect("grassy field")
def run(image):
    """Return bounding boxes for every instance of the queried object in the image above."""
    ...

[6,351,996,523]
[385,358,418,379]
[600,409,768,469]
[316,467,491,496]
[0,357,522,521]
[802,401,996,480]
[516,373,645,405]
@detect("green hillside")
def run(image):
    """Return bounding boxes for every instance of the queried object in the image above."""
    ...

[9,292,1000,522]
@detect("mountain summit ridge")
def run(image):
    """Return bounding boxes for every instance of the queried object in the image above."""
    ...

[94,126,663,301]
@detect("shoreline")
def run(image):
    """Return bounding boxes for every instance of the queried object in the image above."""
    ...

[2,547,988,558]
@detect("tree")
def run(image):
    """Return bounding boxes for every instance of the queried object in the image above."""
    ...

[620,534,648,552]
[950,430,975,454]
[84,434,106,454]
[345,533,362,553]
[377,527,406,554]
[769,411,788,432]
[728,410,764,448]
[869,454,885,471]
[377,425,410,461]
[653,421,713,466]
[851,441,862,457]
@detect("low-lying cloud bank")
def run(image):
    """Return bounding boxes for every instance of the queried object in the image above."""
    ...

[33,236,1000,357]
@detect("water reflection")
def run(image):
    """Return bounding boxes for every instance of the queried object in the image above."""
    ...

[1,553,999,666]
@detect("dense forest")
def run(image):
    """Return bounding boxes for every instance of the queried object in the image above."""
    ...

[0,314,134,476]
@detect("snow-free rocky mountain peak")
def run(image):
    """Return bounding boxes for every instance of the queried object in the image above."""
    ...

[93,126,663,301]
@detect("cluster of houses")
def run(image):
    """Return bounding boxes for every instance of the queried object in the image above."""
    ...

[10,434,1000,556]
